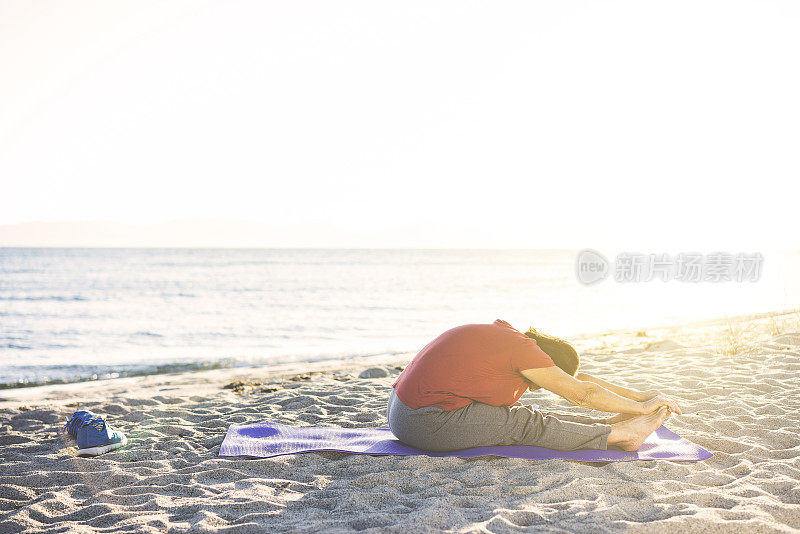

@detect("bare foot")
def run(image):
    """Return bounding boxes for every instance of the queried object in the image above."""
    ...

[606,413,637,424]
[607,408,668,451]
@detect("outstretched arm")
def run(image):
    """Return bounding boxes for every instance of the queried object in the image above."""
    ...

[576,372,681,413]
[575,372,647,402]
[520,367,682,415]
[521,367,645,414]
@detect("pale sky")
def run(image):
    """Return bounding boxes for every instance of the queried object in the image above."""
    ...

[1,1,799,249]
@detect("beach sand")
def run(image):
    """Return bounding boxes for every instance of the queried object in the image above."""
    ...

[1,311,799,533]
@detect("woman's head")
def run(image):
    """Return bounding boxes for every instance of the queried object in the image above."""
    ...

[524,328,580,376]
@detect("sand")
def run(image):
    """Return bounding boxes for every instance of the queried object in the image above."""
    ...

[1,310,799,533]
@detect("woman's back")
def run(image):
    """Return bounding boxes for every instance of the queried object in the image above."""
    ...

[392,319,555,411]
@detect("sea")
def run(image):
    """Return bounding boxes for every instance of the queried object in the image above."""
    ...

[1,247,798,389]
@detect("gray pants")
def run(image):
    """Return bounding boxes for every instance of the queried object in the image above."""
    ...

[387,388,612,452]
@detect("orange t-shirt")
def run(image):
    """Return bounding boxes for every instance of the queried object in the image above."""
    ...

[392,319,555,411]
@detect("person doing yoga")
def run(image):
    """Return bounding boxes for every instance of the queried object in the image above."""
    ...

[387,319,682,452]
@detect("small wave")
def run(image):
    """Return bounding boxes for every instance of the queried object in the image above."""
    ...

[1,342,78,350]
[0,359,239,390]
[132,331,164,338]
[0,295,88,302]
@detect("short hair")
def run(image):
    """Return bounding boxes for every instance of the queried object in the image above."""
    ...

[524,328,580,376]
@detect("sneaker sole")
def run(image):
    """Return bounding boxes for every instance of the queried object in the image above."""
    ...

[77,436,128,457]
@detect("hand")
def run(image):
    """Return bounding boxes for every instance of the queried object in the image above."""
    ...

[640,394,682,415]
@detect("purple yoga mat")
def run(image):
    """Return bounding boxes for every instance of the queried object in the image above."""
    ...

[219,422,712,462]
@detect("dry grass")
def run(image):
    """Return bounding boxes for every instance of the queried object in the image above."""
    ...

[717,322,746,356]
[769,313,784,336]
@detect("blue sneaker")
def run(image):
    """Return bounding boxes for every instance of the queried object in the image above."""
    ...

[63,410,98,438]
[76,416,127,457]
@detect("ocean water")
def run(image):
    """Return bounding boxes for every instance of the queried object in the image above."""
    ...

[1,248,798,388]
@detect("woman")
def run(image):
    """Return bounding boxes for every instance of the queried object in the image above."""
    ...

[387,319,681,452]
